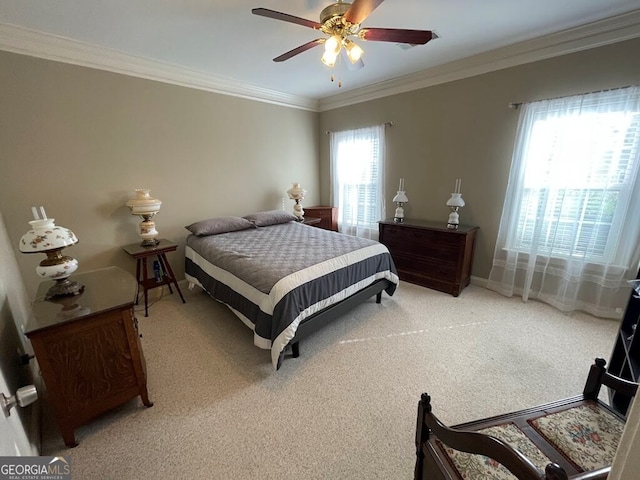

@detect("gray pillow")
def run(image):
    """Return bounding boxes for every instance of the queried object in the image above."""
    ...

[243,210,298,227]
[185,216,254,236]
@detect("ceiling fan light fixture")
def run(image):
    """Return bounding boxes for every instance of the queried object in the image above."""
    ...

[252,0,436,85]
[344,39,364,63]
[321,49,338,67]
[324,35,342,55]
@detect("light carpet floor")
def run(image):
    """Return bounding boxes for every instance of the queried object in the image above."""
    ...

[41,281,619,479]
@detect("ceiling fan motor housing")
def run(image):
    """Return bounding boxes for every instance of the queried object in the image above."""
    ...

[320,2,352,24]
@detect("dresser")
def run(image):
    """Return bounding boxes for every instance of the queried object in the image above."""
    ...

[25,267,153,447]
[378,219,478,296]
[304,206,338,231]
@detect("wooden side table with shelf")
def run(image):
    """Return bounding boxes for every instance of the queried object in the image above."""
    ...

[25,266,153,447]
[123,238,186,317]
[378,219,478,297]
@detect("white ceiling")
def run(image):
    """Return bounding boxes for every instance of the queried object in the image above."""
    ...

[1,0,640,109]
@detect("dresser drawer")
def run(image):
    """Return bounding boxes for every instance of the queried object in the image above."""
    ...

[392,252,457,281]
[382,224,461,260]
[307,207,332,216]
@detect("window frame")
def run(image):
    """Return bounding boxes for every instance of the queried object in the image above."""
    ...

[505,99,640,264]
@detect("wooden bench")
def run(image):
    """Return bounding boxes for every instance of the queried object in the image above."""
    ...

[414,358,638,480]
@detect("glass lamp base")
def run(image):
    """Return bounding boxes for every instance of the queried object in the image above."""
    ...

[45,278,85,300]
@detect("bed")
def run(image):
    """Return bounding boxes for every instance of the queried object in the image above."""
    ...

[183,211,399,369]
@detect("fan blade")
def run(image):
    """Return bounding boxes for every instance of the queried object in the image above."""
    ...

[359,28,437,45]
[273,39,325,62]
[252,8,322,29]
[344,0,385,25]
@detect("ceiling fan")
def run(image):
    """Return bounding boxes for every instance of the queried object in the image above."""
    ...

[252,0,437,79]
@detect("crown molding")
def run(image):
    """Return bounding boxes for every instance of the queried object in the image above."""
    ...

[1,10,639,114]
[318,9,640,112]
[0,23,320,112]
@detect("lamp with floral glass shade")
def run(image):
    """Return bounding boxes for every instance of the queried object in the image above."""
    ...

[287,183,306,220]
[19,207,84,300]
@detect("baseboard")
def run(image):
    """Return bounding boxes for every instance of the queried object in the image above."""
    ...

[470,275,488,288]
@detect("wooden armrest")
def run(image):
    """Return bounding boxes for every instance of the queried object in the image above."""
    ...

[417,393,555,480]
[583,358,638,411]
[602,373,639,397]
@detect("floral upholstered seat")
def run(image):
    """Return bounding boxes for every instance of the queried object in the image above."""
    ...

[414,359,638,480]
[438,403,624,480]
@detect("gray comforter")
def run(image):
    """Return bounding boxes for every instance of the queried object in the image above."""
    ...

[185,221,398,368]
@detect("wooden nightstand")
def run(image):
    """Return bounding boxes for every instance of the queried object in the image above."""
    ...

[25,267,153,447]
[304,206,338,231]
[302,216,321,226]
[123,239,186,317]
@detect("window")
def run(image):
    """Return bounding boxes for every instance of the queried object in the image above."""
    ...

[330,125,385,239]
[487,86,640,317]
[509,104,640,263]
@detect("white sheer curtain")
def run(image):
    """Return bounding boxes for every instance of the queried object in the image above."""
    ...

[487,86,640,318]
[330,125,385,239]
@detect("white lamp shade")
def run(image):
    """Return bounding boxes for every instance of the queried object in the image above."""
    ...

[126,188,162,215]
[287,183,307,200]
[392,191,409,203]
[446,193,465,207]
[345,39,364,63]
[19,219,78,253]
[324,35,341,55]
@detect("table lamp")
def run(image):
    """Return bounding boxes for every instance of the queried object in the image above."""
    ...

[287,183,307,220]
[393,178,408,223]
[19,206,84,300]
[446,179,465,229]
[126,189,162,246]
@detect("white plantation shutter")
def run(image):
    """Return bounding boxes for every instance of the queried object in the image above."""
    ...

[488,86,640,317]
[330,125,386,239]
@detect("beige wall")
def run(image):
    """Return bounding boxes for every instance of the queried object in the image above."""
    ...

[319,37,640,280]
[2,38,640,296]
[0,51,320,297]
